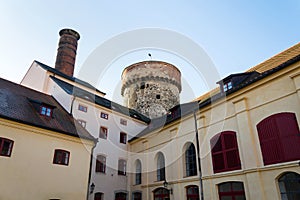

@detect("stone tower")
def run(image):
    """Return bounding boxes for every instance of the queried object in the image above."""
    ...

[121,61,181,119]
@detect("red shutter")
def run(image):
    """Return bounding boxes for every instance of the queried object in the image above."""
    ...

[257,112,300,165]
[276,113,300,161]
[257,117,282,165]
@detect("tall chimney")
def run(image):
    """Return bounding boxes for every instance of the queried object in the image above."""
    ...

[55,28,80,77]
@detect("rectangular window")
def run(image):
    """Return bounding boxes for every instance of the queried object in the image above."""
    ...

[77,119,87,128]
[99,126,108,139]
[223,81,233,92]
[100,112,109,120]
[53,149,70,166]
[0,137,14,157]
[120,132,127,144]
[96,155,106,173]
[120,118,127,126]
[118,159,126,175]
[78,104,87,112]
[40,105,52,117]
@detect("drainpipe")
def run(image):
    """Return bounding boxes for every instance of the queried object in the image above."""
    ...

[86,143,97,200]
[70,96,76,115]
[193,111,204,200]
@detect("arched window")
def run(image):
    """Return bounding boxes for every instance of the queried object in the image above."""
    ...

[132,191,142,200]
[135,159,142,185]
[185,143,197,177]
[257,112,300,165]
[278,172,300,200]
[153,188,169,200]
[94,192,103,200]
[210,131,241,173]
[186,185,199,200]
[115,192,127,200]
[218,181,246,200]
[157,152,165,181]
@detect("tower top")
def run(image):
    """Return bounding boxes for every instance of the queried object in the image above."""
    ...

[121,60,182,119]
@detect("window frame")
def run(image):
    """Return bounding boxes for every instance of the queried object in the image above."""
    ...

[40,105,53,117]
[0,137,14,157]
[185,143,197,177]
[53,149,70,166]
[210,131,241,173]
[278,172,300,200]
[78,104,88,112]
[99,126,108,139]
[115,192,127,200]
[94,192,103,200]
[218,181,246,200]
[135,160,142,185]
[132,191,142,200]
[157,152,166,181]
[153,188,170,200]
[120,132,127,144]
[96,155,106,173]
[118,159,127,176]
[120,118,127,126]
[100,112,109,120]
[77,119,87,128]
[186,185,200,200]
[223,81,232,92]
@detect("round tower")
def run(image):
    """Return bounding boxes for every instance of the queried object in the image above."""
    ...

[121,61,181,119]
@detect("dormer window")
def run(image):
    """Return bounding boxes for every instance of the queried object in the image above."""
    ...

[223,81,232,92]
[40,105,52,117]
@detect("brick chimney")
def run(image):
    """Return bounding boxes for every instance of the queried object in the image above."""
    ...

[55,28,80,77]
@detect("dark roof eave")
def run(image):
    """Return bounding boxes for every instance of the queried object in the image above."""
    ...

[34,60,106,95]
[130,53,300,142]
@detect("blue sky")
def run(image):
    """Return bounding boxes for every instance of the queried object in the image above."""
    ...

[0,1,299,103]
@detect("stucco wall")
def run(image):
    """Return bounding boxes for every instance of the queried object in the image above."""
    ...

[0,118,94,200]
[128,61,300,200]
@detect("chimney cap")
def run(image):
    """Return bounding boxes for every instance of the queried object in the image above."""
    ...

[59,28,80,40]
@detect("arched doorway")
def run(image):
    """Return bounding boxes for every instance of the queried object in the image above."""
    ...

[153,187,170,200]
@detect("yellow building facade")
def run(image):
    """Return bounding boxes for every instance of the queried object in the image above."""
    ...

[0,78,96,200]
[128,43,300,200]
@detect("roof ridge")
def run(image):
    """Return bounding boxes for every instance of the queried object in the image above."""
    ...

[246,42,300,73]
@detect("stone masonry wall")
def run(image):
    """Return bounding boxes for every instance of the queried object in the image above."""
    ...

[121,61,181,119]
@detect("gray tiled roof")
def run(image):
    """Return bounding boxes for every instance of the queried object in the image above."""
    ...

[0,78,96,142]
[50,76,150,124]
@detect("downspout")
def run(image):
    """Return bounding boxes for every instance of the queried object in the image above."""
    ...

[86,142,97,200]
[193,111,204,200]
[70,96,76,115]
